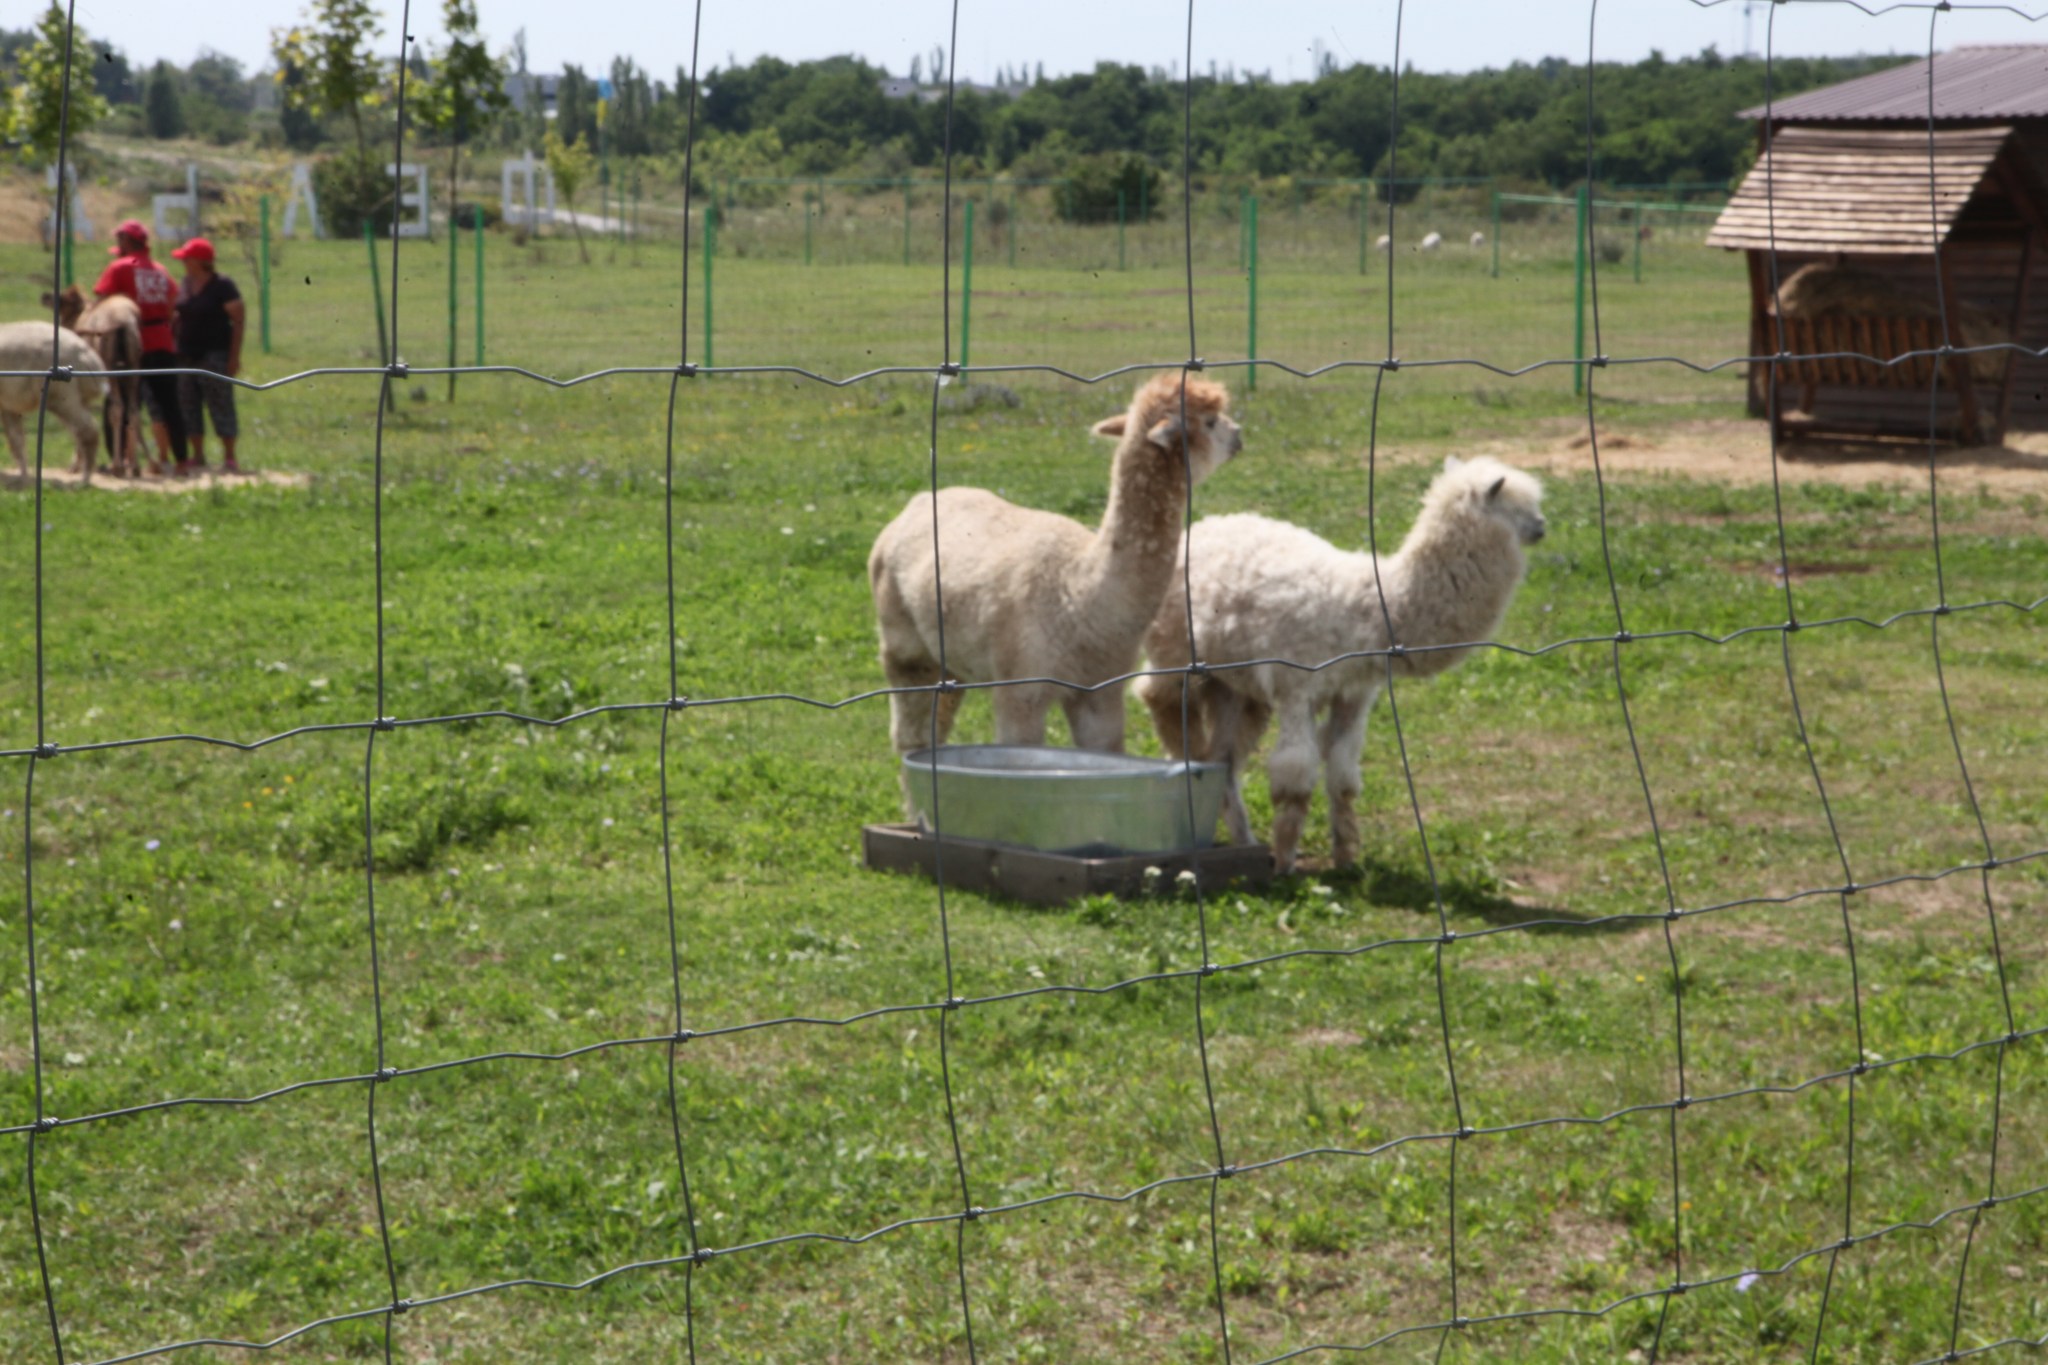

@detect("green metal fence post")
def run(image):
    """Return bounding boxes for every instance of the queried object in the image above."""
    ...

[473,206,485,367]
[1247,195,1258,392]
[1633,197,1644,285]
[704,201,716,368]
[1490,189,1501,279]
[258,194,272,354]
[804,192,813,267]
[63,211,74,289]
[1573,183,1587,396]
[1117,188,1126,271]
[961,199,975,369]
[1009,190,1018,268]
[364,217,389,366]
[1358,182,1368,275]
[447,198,459,399]
[1138,172,1147,224]
[902,178,912,267]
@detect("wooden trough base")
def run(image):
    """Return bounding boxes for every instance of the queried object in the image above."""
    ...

[863,823,1273,907]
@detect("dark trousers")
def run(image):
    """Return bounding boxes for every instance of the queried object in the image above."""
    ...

[140,350,189,464]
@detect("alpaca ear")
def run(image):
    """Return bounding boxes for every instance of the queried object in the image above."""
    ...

[1443,454,1464,472]
[1145,416,1185,450]
[1091,416,1127,439]
[1486,475,1507,502]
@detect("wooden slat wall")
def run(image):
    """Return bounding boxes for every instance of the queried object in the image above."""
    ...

[1760,242,2048,426]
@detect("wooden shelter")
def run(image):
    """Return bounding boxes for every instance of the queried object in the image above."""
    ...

[1707,47,2048,444]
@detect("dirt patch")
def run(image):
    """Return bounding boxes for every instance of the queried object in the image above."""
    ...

[1294,1027,1365,1049]
[1735,560,1877,583]
[1,467,310,494]
[1463,419,2048,496]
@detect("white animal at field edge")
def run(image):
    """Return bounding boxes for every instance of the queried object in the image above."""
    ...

[0,320,110,477]
[1138,455,1546,872]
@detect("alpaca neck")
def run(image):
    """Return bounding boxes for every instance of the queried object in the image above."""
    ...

[1378,511,1525,670]
[1075,436,1187,613]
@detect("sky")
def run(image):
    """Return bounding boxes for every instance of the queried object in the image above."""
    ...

[78,0,2048,83]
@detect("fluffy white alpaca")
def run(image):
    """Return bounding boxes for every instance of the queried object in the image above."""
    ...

[0,321,109,477]
[1374,234,1392,253]
[1138,455,1545,872]
[1469,230,1486,248]
[1418,231,1444,251]
[869,373,1243,809]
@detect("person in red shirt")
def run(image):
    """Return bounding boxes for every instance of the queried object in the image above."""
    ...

[94,220,190,474]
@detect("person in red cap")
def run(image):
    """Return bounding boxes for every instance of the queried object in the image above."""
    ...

[94,220,190,474]
[171,236,245,474]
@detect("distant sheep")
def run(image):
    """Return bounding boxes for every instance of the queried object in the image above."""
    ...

[1138,455,1545,872]
[1418,231,1443,251]
[1470,230,1486,248]
[869,373,1244,812]
[1374,234,1391,253]
[0,321,110,478]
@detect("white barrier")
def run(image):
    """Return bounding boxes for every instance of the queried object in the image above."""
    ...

[281,162,323,239]
[501,150,556,232]
[152,164,199,244]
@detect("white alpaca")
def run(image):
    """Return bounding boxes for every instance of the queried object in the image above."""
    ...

[1469,230,1486,248]
[1138,456,1545,872]
[870,373,1243,811]
[1418,231,1443,251]
[0,321,110,477]
[1374,234,1392,253]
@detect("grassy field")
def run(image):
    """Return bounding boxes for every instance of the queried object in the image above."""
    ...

[1,228,2045,1365]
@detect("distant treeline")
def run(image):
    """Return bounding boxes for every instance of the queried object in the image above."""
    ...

[3,30,1906,192]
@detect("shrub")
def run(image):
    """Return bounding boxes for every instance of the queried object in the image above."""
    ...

[1055,154,1161,225]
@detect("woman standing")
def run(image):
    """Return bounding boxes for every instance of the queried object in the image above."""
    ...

[171,236,245,474]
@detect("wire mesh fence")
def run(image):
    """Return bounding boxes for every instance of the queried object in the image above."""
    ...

[5,0,2048,1361]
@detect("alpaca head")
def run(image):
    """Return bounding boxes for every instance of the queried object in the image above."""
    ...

[39,286,86,329]
[1090,372,1242,487]
[1428,455,1546,546]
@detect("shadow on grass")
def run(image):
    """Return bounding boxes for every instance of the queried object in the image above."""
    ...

[1324,856,1646,937]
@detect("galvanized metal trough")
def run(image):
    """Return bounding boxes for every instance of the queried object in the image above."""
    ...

[864,745,1272,906]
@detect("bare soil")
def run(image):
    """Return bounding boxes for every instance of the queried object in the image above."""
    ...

[1,466,309,494]
[1460,416,2048,496]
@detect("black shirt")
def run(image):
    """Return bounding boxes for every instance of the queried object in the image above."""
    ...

[176,274,241,357]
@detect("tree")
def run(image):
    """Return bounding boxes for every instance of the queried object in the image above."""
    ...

[4,3,110,165]
[143,60,185,139]
[416,0,507,239]
[543,125,595,263]
[272,0,385,165]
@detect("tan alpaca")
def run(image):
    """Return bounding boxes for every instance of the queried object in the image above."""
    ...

[868,373,1243,811]
[0,320,110,478]
[1140,455,1545,872]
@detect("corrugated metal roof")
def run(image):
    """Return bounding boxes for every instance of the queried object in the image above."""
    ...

[1706,126,2009,254]
[1739,46,2048,122]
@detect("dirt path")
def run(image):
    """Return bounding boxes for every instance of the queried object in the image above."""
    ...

[1461,416,2048,495]
[2,467,309,494]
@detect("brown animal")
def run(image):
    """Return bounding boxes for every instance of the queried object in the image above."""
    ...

[1775,262,2009,382]
[44,284,150,477]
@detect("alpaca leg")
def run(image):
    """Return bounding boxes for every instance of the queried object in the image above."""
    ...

[67,403,100,478]
[882,645,943,819]
[1265,704,1320,875]
[1213,693,1269,850]
[1319,693,1371,868]
[1063,687,1126,753]
[990,684,1049,747]
[1136,672,1190,759]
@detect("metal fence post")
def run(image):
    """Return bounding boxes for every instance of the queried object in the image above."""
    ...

[258,194,272,354]
[1246,194,1258,392]
[961,199,975,369]
[704,201,716,368]
[1117,188,1126,271]
[1573,183,1588,396]
[1491,188,1501,280]
[474,205,485,367]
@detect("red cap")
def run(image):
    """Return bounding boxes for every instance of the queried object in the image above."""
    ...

[114,219,149,244]
[171,237,215,264]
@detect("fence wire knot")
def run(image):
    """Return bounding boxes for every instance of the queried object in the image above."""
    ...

[33,741,58,759]
[45,364,73,383]
[390,1299,413,1315]
[375,1067,398,1083]
[667,696,691,711]
[385,360,408,379]
[673,1028,695,1044]
[675,362,697,378]
[1184,358,1206,371]
[34,1115,59,1132]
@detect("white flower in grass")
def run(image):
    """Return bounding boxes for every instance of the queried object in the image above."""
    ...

[602,817,615,828]
[167,919,182,933]
[144,839,161,851]
[1736,1272,1759,1293]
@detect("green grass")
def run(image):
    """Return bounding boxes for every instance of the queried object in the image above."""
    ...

[2,233,2046,1364]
